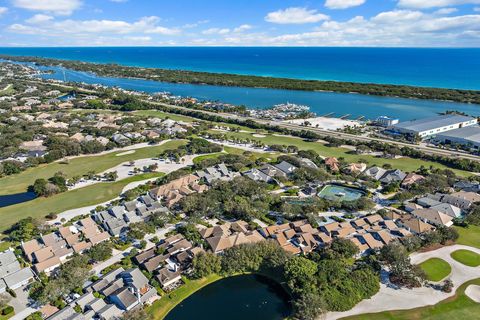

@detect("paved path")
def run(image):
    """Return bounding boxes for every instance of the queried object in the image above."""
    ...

[10,307,38,320]
[327,244,480,320]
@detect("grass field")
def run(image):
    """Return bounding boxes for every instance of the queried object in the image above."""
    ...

[134,109,201,123]
[147,274,223,320]
[455,226,480,249]
[0,84,14,97]
[212,131,472,176]
[419,258,452,282]
[451,250,480,267]
[0,172,163,232]
[0,140,185,195]
[341,278,480,320]
[192,152,225,164]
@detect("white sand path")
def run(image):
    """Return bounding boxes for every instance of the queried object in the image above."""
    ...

[326,244,480,320]
[49,154,199,224]
[68,140,176,191]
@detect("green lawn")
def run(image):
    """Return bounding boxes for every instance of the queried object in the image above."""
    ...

[134,109,200,123]
[419,258,452,282]
[192,152,225,164]
[147,274,223,320]
[0,140,185,195]
[0,172,163,232]
[451,250,480,267]
[341,278,480,320]
[455,225,480,249]
[0,84,14,97]
[212,131,472,177]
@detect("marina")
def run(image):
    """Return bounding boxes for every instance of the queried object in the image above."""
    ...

[35,65,480,122]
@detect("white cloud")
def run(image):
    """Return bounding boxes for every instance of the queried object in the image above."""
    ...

[398,0,480,9]
[147,26,181,35]
[26,14,54,24]
[325,0,366,9]
[233,24,252,32]
[265,7,329,24]
[9,16,181,36]
[12,0,82,15]
[0,7,8,16]
[434,7,458,14]
[222,9,480,47]
[475,6,480,11]
[202,28,230,35]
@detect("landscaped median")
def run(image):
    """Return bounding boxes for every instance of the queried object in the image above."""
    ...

[419,258,452,282]
[147,274,223,320]
[341,278,480,320]
[451,250,480,267]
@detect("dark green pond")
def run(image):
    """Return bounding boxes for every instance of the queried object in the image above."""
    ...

[164,274,291,320]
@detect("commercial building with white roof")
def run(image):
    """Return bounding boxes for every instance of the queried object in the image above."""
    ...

[433,125,480,150]
[390,114,478,139]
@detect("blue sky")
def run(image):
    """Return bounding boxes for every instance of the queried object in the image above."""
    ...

[0,0,480,46]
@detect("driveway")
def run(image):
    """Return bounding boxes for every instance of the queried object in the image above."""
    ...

[326,244,480,320]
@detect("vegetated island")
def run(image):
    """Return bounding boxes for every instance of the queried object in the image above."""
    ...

[1,54,480,105]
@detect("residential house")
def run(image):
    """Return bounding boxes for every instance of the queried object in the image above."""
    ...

[324,157,340,172]
[401,173,425,188]
[411,208,454,227]
[379,169,407,184]
[441,191,480,210]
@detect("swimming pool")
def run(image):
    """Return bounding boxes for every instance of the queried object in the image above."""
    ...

[318,184,365,202]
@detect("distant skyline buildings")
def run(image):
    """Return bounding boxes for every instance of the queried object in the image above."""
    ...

[0,0,479,46]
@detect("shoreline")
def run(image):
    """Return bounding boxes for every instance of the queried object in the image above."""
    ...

[2,55,479,105]
[149,272,292,320]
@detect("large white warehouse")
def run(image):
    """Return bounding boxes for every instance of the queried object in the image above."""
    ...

[390,114,478,139]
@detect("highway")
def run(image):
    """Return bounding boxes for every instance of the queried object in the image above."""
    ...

[149,100,480,162]
[41,79,480,162]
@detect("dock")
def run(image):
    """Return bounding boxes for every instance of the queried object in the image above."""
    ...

[321,112,335,118]
[340,114,351,119]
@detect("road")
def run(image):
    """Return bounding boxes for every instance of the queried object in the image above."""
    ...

[41,79,480,162]
[147,100,480,162]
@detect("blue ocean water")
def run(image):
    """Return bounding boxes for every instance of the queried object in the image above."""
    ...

[0,47,479,90]
[38,65,480,121]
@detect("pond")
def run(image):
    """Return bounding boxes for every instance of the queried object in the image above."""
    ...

[0,192,37,208]
[165,274,291,320]
[318,184,365,202]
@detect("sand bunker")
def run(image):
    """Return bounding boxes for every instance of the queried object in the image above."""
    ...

[116,150,136,156]
[252,134,267,138]
[465,285,480,303]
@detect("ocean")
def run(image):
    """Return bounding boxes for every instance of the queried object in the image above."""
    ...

[0,47,479,90]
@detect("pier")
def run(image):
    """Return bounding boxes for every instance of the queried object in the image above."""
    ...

[321,112,335,118]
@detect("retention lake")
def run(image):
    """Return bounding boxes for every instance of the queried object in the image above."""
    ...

[37,65,480,121]
[164,274,291,320]
[0,192,36,208]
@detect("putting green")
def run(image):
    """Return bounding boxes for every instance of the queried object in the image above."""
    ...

[419,258,451,282]
[451,250,480,267]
